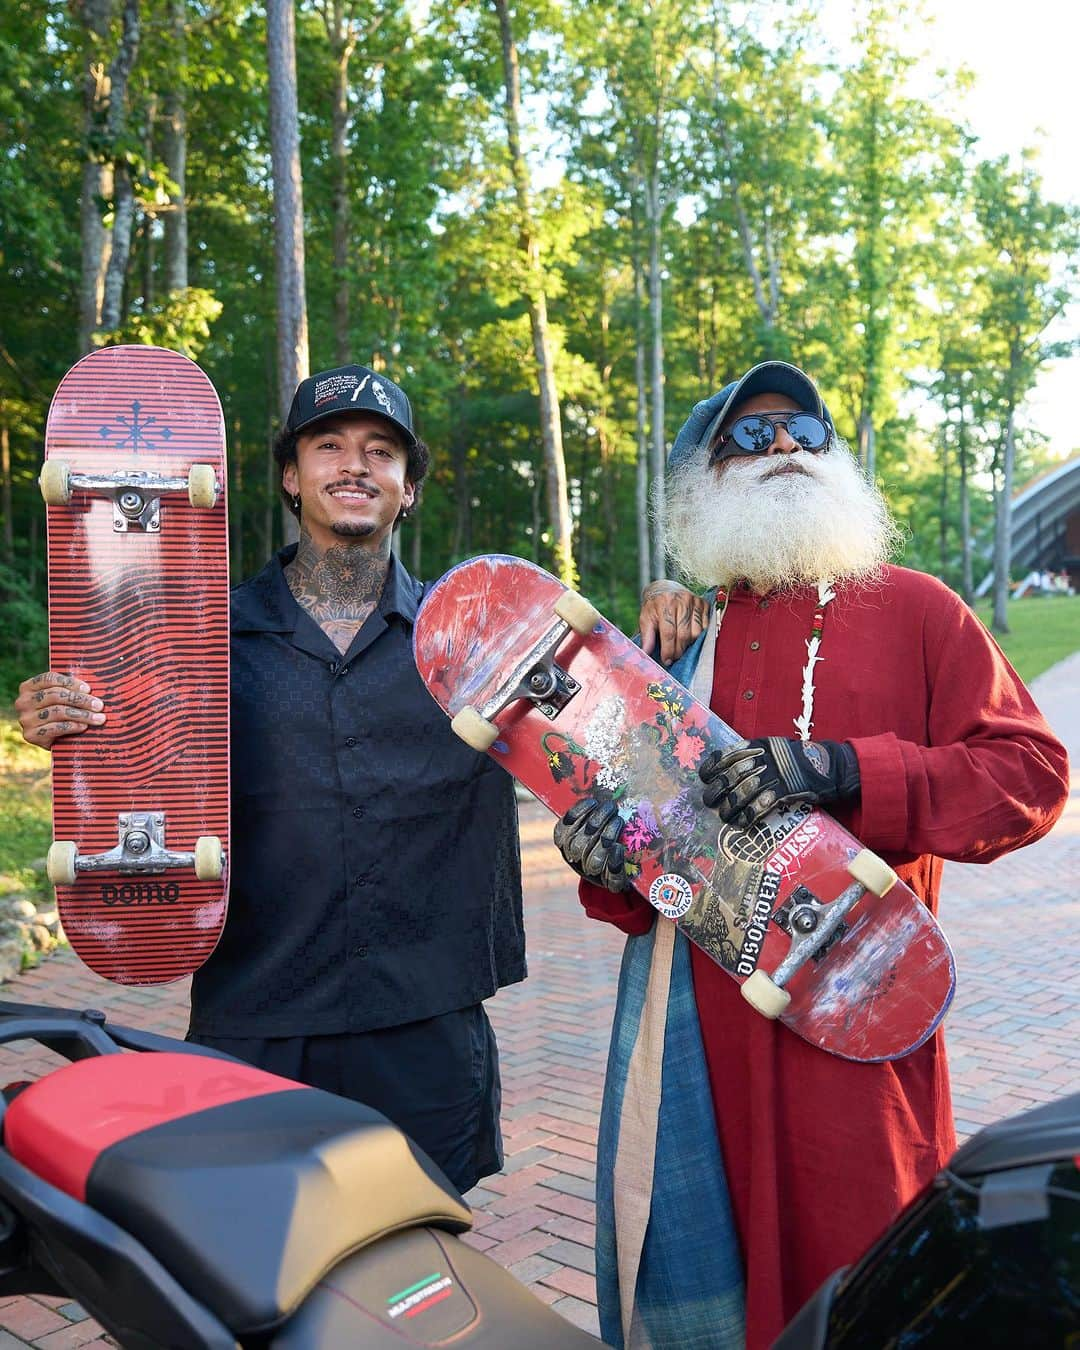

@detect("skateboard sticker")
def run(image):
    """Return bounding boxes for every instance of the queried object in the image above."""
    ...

[649,874,694,919]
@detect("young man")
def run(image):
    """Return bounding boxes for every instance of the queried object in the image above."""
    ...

[554,360,1070,1348]
[18,364,526,1196]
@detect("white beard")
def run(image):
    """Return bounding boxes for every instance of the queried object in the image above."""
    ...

[657,437,903,593]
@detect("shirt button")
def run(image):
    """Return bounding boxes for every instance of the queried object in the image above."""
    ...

[743,689,755,700]
[750,641,760,651]
[759,599,769,611]
[352,806,364,819]
[353,874,367,886]
[340,665,350,676]
[329,661,338,674]
[357,945,368,959]
[345,736,357,747]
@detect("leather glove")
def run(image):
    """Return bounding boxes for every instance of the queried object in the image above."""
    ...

[553,797,631,892]
[699,737,860,830]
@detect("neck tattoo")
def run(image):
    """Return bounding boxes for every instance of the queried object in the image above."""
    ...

[714,578,835,742]
[286,529,390,654]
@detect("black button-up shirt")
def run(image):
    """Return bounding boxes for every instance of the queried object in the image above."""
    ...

[189,546,526,1037]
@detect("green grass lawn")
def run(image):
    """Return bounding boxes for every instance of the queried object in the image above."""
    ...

[0,715,53,902]
[974,594,1080,685]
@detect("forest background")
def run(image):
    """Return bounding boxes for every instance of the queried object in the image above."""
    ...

[1,0,1078,701]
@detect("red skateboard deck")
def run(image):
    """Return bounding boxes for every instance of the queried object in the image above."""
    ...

[40,345,229,985]
[413,555,955,1062]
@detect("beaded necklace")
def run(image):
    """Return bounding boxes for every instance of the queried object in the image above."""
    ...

[712,579,836,743]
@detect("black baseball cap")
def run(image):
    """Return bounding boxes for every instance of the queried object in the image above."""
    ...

[285,364,417,448]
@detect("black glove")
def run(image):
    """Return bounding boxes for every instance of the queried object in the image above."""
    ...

[553,797,631,892]
[699,737,860,830]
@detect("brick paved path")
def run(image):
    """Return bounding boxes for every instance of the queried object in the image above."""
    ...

[0,653,1076,1345]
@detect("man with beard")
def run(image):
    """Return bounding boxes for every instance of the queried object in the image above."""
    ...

[553,360,1069,1349]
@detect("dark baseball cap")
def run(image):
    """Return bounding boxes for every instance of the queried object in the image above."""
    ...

[285,364,417,448]
[669,360,833,471]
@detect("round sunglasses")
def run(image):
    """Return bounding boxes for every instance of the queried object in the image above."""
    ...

[710,411,831,460]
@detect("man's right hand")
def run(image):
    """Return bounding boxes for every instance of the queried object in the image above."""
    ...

[14,673,106,749]
[638,580,709,666]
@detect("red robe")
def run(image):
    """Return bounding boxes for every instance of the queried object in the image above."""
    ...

[581,566,1069,1348]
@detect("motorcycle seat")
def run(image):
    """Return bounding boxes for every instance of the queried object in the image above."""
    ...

[4,1051,471,1336]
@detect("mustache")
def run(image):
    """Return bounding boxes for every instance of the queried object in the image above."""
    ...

[325,478,379,494]
[763,460,813,479]
[730,456,820,484]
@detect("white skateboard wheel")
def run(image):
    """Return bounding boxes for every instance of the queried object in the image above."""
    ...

[848,848,898,898]
[39,460,72,505]
[554,589,600,636]
[451,706,500,752]
[47,841,78,886]
[740,969,791,1019]
[194,835,224,881]
[187,464,218,509]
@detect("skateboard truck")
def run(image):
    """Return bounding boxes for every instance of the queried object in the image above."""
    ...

[46,813,225,887]
[449,588,601,750]
[740,849,899,1018]
[39,462,220,530]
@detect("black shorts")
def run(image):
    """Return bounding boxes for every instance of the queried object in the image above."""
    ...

[188,1004,502,1195]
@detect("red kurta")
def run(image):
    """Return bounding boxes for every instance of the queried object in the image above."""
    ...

[581,566,1069,1348]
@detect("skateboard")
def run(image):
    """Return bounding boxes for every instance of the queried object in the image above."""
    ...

[39,345,229,984]
[413,555,956,1062]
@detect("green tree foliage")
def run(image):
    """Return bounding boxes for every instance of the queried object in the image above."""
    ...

[1,0,1076,651]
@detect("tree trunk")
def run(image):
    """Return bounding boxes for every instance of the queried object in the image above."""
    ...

[597,273,617,614]
[1,420,12,566]
[493,0,574,583]
[101,166,136,330]
[645,164,665,579]
[267,0,309,545]
[77,0,115,354]
[631,203,650,593]
[162,0,188,294]
[409,505,421,576]
[708,12,775,334]
[99,0,141,334]
[231,415,243,579]
[958,411,973,605]
[991,408,1016,634]
[938,430,949,579]
[326,2,357,364]
[857,410,876,480]
[450,382,471,561]
[142,101,155,308]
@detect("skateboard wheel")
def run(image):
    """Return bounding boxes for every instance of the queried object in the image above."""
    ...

[554,589,601,636]
[39,460,72,505]
[46,841,78,886]
[848,848,898,898]
[451,706,500,752]
[194,835,224,881]
[740,969,791,1019]
[187,464,218,509]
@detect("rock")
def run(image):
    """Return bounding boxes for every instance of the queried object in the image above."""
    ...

[29,925,56,953]
[0,938,23,984]
[7,898,38,922]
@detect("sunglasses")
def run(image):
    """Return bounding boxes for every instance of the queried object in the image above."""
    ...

[710,411,831,460]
